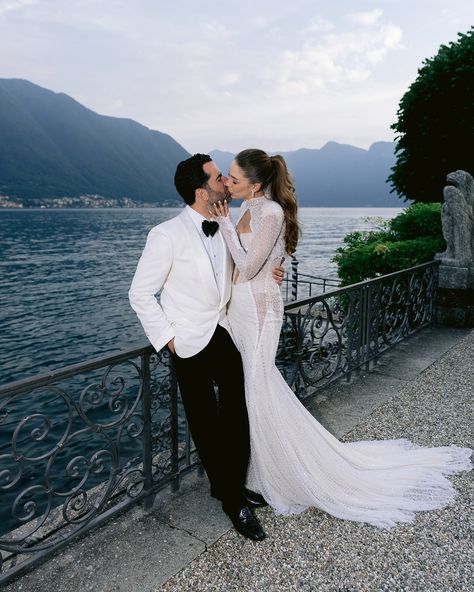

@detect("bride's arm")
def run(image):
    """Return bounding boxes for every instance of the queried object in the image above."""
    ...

[214,203,284,281]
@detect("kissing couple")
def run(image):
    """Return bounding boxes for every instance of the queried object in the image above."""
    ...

[129,150,471,541]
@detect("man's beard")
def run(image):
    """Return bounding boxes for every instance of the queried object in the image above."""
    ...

[207,187,232,207]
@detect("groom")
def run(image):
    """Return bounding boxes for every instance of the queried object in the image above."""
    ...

[129,154,274,541]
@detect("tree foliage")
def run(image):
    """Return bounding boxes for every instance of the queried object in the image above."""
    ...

[389,28,474,202]
[333,203,445,285]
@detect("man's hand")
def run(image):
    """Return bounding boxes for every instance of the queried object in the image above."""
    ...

[272,257,285,285]
[167,338,175,354]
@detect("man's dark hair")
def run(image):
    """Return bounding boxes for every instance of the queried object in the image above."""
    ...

[174,153,212,205]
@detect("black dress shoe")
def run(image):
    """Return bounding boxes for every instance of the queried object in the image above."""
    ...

[223,503,266,541]
[243,487,268,508]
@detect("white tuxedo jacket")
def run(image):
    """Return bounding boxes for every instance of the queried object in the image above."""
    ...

[129,208,233,358]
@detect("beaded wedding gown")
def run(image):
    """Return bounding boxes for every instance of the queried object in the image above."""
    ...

[216,196,472,528]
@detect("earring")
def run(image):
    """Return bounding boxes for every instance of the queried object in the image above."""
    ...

[251,189,255,199]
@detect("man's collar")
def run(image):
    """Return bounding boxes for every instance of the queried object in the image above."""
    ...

[186,205,216,231]
[187,204,213,221]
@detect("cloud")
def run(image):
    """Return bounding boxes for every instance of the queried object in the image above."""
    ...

[220,72,240,86]
[2,0,465,155]
[203,20,232,40]
[349,9,383,26]
[0,0,37,16]
[270,19,403,95]
[382,24,404,48]
[303,17,334,34]
[250,16,271,30]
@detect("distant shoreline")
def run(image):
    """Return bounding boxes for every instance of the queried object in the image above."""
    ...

[0,195,405,210]
[0,204,404,210]
[0,196,183,209]
[0,203,183,209]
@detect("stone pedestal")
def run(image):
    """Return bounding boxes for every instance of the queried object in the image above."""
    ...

[434,170,474,327]
[436,264,474,327]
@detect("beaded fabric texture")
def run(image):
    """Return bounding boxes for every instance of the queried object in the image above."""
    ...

[215,197,472,529]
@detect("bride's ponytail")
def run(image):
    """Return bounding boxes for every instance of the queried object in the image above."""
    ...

[234,149,301,255]
[269,155,300,255]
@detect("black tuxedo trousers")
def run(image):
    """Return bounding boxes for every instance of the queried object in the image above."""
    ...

[171,324,250,504]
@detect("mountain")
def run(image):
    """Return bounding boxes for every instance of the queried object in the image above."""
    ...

[208,150,235,178]
[0,78,400,206]
[210,142,401,207]
[0,79,190,202]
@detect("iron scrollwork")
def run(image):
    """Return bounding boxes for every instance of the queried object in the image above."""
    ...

[279,262,438,398]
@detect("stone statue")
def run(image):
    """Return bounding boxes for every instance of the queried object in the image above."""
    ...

[435,170,474,267]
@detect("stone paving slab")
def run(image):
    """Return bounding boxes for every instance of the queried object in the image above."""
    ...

[2,474,229,592]
[152,475,232,546]
[8,505,205,592]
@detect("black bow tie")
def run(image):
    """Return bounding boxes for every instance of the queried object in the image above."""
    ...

[202,220,219,237]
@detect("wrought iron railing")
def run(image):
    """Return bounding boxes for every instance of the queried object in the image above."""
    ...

[281,255,340,302]
[278,261,439,398]
[282,272,340,302]
[0,260,438,584]
[0,347,197,584]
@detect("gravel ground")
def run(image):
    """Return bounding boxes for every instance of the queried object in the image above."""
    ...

[159,331,474,592]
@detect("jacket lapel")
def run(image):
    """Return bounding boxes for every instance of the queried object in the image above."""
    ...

[217,230,233,307]
[179,209,220,302]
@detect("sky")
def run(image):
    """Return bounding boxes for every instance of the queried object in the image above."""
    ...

[1,0,473,154]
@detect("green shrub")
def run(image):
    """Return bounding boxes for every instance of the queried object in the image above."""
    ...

[389,202,443,239]
[333,203,445,285]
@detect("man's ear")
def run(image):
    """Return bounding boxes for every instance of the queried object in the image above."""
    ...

[195,187,208,202]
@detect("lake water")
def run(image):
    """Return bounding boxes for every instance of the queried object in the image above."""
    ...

[0,207,402,386]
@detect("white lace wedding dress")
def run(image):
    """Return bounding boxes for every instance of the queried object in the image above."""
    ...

[216,196,472,528]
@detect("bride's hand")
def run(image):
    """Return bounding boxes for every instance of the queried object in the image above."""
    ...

[211,199,229,218]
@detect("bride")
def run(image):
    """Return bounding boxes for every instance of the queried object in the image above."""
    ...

[212,148,472,529]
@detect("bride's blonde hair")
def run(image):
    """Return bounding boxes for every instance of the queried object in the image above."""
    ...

[235,149,301,254]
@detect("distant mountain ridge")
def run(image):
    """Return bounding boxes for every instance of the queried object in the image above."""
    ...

[0,79,401,206]
[210,142,401,207]
[0,79,190,202]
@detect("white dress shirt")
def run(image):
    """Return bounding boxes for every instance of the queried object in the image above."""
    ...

[185,205,225,297]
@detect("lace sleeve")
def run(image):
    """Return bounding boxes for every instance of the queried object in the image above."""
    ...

[216,205,284,281]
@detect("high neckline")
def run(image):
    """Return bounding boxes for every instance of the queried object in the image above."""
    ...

[246,195,271,208]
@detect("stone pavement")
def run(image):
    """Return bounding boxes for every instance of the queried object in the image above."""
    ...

[4,327,473,592]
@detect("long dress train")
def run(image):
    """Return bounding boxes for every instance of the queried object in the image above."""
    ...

[216,196,472,529]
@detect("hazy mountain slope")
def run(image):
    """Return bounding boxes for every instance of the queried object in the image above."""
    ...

[0,79,189,201]
[210,142,401,207]
[0,78,401,206]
